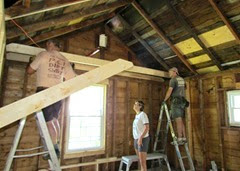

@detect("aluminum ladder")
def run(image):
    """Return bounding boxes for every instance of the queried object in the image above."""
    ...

[4,111,61,171]
[153,102,195,171]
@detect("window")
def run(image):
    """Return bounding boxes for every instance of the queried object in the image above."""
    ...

[65,85,106,156]
[227,90,240,127]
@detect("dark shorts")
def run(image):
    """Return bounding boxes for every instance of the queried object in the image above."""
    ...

[134,136,150,152]
[36,87,62,122]
[170,96,188,119]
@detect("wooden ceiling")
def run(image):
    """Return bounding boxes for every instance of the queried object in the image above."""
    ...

[4,0,240,77]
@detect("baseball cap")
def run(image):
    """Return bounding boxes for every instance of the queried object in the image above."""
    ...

[169,67,179,75]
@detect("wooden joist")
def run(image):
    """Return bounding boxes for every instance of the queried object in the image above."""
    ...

[0,59,133,128]
[6,43,169,79]
[22,13,115,45]
[132,0,197,74]
[165,0,223,71]
[117,15,170,71]
[6,0,131,39]
[208,0,240,43]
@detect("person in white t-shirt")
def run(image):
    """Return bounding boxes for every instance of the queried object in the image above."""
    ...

[133,100,150,171]
[27,39,76,159]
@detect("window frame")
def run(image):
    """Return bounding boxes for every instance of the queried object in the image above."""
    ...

[227,90,240,127]
[63,84,107,159]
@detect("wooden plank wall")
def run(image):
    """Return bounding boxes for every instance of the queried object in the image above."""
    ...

[186,69,240,171]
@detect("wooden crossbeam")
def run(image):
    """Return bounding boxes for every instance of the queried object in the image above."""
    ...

[165,0,223,71]
[6,0,131,39]
[6,43,169,78]
[22,13,115,45]
[208,0,240,43]
[132,1,197,74]
[0,59,133,128]
[117,15,169,70]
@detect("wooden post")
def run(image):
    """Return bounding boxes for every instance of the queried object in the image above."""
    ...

[0,0,6,88]
[215,77,226,170]
[185,80,194,157]
[0,59,133,128]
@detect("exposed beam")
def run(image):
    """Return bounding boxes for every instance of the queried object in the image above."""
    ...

[0,59,133,128]
[22,13,115,45]
[132,0,197,74]
[6,43,170,78]
[105,25,138,61]
[6,0,131,39]
[117,15,170,70]
[208,0,240,43]
[5,0,91,21]
[165,0,223,71]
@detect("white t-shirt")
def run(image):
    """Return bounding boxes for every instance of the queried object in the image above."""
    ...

[132,111,149,139]
[30,50,76,87]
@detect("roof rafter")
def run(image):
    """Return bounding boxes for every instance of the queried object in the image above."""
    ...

[5,0,91,21]
[22,13,115,45]
[208,0,240,43]
[132,0,197,74]
[117,15,170,70]
[7,0,132,39]
[165,0,223,71]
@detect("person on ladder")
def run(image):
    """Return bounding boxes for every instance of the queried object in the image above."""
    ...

[163,67,189,144]
[27,39,76,159]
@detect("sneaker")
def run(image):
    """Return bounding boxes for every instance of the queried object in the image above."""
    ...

[42,153,50,160]
[182,137,187,143]
[177,138,184,145]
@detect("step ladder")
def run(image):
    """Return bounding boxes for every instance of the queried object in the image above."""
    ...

[153,102,195,171]
[4,111,61,171]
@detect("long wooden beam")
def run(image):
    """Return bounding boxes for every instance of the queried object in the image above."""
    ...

[132,1,197,74]
[22,13,115,45]
[0,59,133,128]
[6,43,169,78]
[6,0,131,39]
[208,0,240,43]
[117,15,170,70]
[5,0,91,21]
[165,0,223,71]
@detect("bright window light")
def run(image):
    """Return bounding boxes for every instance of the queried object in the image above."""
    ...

[227,90,240,127]
[66,85,106,152]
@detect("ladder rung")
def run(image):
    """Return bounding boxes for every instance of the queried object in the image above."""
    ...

[181,156,188,159]
[154,150,164,153]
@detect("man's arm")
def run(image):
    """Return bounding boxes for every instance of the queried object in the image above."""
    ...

[164,87,173,101]
[27,66,36,75]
